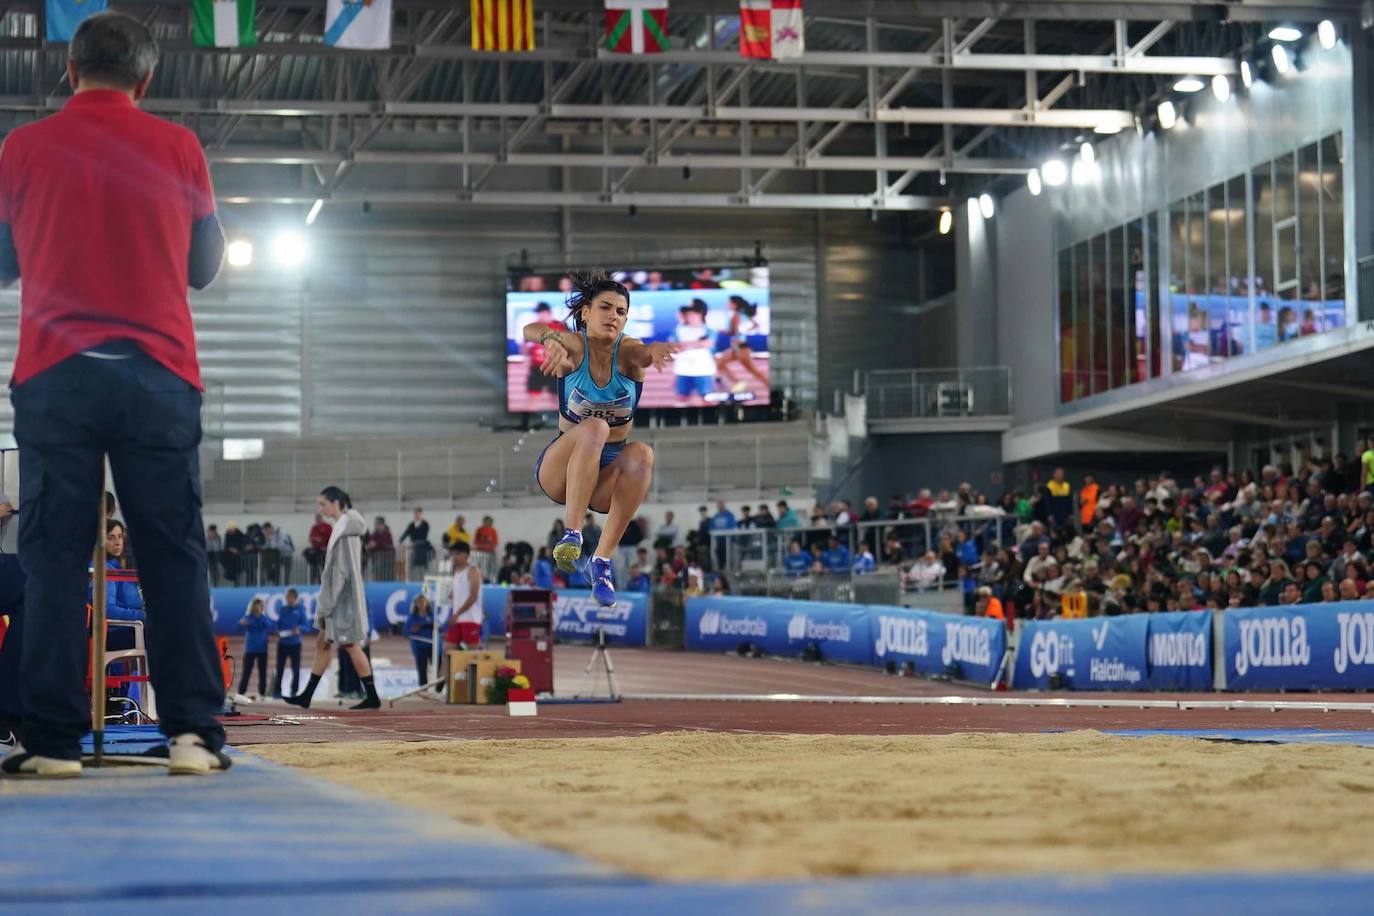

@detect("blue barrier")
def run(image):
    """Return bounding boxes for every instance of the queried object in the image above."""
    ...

[212,582,647,647]
[1011,615,1151,690]
[869,606,1007,685]
[1146,611,1213,691]
[686,596,874,665]
[1223,600,1374,691]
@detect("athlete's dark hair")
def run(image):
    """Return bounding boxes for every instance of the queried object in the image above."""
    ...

[728,295,757,318]
[689,298,709,315]
[320,485,352,510]
[565,271,630,330]
[70,12,158,90]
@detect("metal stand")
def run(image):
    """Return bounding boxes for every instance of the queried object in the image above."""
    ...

[90,484,108,768]
[581,628,620,700]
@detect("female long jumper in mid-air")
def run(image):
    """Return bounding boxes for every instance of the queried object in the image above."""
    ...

[525,273,675,608]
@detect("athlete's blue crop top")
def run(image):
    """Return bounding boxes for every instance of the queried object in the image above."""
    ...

[558,329,643,428]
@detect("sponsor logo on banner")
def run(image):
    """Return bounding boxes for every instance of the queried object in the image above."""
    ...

[698,609,767,638]
[940,621,992,667]
[384,588,410,625]
[1234,615,1311,677]
[1089,658,1142,684]
[873,614,928,658]
[1149,630,1207,667]
[1029,630,1074,678]
[1092,620,1110,650]
[556,595,632,638]
[787,613,852,643]
[1334,611,1374,674]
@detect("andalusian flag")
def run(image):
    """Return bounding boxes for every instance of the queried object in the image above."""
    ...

[605,0,668,54]
[325,0,392,50]
[192,0,256,48]
[45,0,109,43]
[471,0,535,51]
[739,0,803,60]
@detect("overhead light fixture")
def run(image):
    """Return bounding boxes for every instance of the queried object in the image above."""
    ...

[1079,142,1095,165]
[1040,159,1068,187]
[1272,43,1291,74]
[1094,121,1123,135]
[225,239,253,268]
[1318,20,1336,49]
[1268,26,1302,42]
[978,193,994,220]
[305,198,324,226]
[937,208,952,234]
[1240,60,1253,88]
[1157,100,1177,130]
[272,231,306,267]
[1070,158,1101,185]
[1172,77,1205,93]
[1026,169,1042,196]
[1211,74,1231,102]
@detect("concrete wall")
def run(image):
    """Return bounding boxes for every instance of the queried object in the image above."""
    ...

[855,432,1005,502]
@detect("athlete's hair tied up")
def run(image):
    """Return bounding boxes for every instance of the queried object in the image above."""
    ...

[565,271,630,330]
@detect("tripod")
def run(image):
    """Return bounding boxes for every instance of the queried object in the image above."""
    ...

[581,627,620,700]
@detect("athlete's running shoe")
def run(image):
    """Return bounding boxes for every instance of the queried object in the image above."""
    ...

[589,556,616,608]
[553,529,584,573]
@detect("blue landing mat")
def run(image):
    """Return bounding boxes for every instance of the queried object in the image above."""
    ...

[79,724,172,754]
[1104,728,1374,747]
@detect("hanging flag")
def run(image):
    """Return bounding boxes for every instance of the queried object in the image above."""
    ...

[45,0,109,43]
[739,0,803,60]
[191,0,256,48]
[604,0,668,54]
[325,0,392,50]
[471,0,535,51]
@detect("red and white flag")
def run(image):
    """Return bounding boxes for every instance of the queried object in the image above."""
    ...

[740,0,803,60]
[605,0,669,54]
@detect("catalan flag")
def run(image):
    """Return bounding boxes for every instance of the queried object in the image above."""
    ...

[471,0,534,51]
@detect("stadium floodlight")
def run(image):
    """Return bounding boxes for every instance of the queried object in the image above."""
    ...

[1026,169,1042,196]
[1079,142,1095,165]
[1268,26,1302,42]
[225,239,253,268]
[1093,121,1122,135]
[272,231,306,267]
[1211,75,1231,102]
[1040,159,1068,187]
[937,208,952,234]
[305,198,325,226]
[1240,60,1253,88]
[1157,100,1177,130]
[1172,77,1204,93]
[978,193,994,220]
[1271,43,1291,74]
[1318,20,1336,49]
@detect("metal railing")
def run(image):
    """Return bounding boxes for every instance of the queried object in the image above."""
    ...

[206,542,443,587]
[202,431,814,510]
[862,366,1012,420]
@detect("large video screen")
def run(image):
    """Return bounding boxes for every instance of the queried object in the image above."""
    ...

[506,266,770,413]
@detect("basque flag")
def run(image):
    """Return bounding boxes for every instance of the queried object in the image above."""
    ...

[605,0,668,54]
[739,0,803,60]
[46,0,108,43]
[325,0,392,50]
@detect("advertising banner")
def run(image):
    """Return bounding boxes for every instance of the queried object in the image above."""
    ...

[869,606,1007,685]
[1011,615,1149,690]
[686,596,872,665]
[1223,601,1374,691]
[1145,611,1213,691]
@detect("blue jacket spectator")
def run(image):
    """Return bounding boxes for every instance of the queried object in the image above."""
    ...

[533,551,555,589]
[240,612,271,655]
[710,502,737,532]
[626,571,651,593]
[822,540,851,573]
[276,601,305,647]
[406,599,435,657]
[90,559,144,622]
[784,542,811,576]
[852,550,876,574]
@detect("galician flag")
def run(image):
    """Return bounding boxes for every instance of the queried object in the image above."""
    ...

[46,0,109,43]
[605,0,668,54]
[192,0,256,48]
[739,0,803,60]
[325,0,393,50]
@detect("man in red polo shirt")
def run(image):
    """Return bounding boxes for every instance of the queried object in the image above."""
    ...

[0,13,228,778]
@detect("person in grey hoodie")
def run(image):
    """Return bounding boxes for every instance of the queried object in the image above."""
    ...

[285,486,380,710]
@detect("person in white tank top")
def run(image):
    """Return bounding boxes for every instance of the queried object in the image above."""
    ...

[445,542,484,650]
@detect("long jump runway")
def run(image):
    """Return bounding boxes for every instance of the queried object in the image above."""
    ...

[5,644,1374,913]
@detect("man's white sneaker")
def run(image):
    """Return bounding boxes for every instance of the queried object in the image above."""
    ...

[137,734,232,775]
[1,744,82,779]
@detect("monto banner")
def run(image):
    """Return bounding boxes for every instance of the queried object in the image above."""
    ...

[1145,610,1213,691]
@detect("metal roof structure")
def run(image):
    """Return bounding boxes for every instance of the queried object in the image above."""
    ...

[0,0,1357,212]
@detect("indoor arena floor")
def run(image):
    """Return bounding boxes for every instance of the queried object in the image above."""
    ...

[4,639,1374,913]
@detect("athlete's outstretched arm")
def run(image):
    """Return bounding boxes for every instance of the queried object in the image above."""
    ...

[524,324,583,375]
[621,337,676,372]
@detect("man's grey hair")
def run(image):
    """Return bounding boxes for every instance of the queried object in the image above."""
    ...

[70,12,158,90]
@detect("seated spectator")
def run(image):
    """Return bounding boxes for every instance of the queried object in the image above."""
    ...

[905,551,945,590]
[710,574,730,596]
[1022,541,1055,584]
[533,547,556,589]
[821,536,851,574]
[654,511,679,548]
[975,587,1005,620]
[94,520,144,651]
[881,533,905,567]
[783,540,811,577]
[852,545,876,575]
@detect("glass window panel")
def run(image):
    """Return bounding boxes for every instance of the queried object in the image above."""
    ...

[1297,142,1323,337]
[1206,183,1236,358]
[1169,196,1189,371]
[1182,192,1210,371]
[1146,212,1161,379]
[1320,133,1346,326]
[1128,220,1145,385]
[1091,233,1110,395]
[1273,150,1296,221]
[1252,162,1277,350]
[1059,246,1075,403]
[1075,239,1091,401]
[1226,175,1250,356]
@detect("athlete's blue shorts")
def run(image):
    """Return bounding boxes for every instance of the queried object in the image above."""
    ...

[534,433,626,507]
[675,375,713,397]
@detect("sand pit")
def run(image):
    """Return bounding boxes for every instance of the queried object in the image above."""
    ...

[251,730,1374,880]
